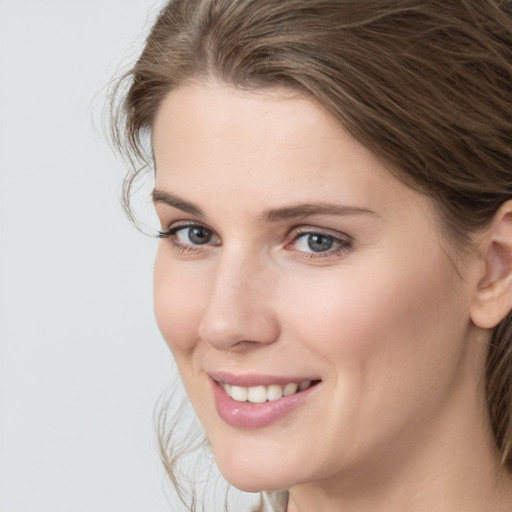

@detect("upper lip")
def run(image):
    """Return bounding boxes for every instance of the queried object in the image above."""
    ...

[208,371,321,387]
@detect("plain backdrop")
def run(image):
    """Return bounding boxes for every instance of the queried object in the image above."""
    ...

[0,1,183,510]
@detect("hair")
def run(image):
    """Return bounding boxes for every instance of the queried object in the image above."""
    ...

[111,0,512,509]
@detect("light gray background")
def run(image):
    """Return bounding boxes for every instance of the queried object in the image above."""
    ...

[0,1,180,510]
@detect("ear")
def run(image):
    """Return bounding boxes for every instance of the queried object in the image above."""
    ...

[470,200,512,329]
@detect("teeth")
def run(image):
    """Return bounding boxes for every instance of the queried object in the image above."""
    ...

[231,385,248,402]
[283,382,298,396]
[299,380,312,391]
[267,384,283,401]
[247,385,267,403]
[221,380,313,403]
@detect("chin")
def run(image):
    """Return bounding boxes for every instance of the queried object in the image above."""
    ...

[211,444,311,493]
[220,467,293,494]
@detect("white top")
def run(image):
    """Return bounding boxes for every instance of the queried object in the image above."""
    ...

[257,491,289,512]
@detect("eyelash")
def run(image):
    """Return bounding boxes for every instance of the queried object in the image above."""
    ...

[157,223,352,258]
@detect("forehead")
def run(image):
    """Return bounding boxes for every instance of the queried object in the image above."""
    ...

[152,82,340,173]
[151,81,421,219]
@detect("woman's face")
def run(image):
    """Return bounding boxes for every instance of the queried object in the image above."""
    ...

[152,82,484,493]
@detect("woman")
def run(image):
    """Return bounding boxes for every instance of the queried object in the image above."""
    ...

[112,0,512,510]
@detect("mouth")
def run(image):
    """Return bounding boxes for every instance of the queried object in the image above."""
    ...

[209,373,321,428]
[219,379,320,404]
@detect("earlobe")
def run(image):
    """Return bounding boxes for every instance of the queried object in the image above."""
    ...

[470,200,512,330]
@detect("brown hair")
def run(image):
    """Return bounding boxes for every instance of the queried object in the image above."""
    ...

[111,0,512,508]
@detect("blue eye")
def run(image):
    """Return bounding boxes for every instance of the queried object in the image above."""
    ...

[291,231,350,256]
[305,234,334,252]
[178,226,213,245]
[158,224,220,248]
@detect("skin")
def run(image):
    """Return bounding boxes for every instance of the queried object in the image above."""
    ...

[151,81,512,512]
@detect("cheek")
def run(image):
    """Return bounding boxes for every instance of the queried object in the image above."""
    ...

[153,247,206,358]
[280,248,467,407]
[271,250,470,467]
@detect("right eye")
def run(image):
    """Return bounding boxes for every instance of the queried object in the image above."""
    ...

[158,224,221,250]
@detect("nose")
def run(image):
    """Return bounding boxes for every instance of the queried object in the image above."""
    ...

[198,251,280,351]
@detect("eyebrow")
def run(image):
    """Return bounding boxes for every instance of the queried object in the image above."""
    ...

[152,189,377,221]
[263,203,377,222]
[152,189,205,217]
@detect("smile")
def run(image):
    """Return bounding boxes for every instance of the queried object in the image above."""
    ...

[220,380,314,403]
[210,374,321,428]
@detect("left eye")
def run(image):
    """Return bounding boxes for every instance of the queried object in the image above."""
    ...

[291,232,346,254]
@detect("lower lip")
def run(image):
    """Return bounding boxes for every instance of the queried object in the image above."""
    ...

[211,379,319,429]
